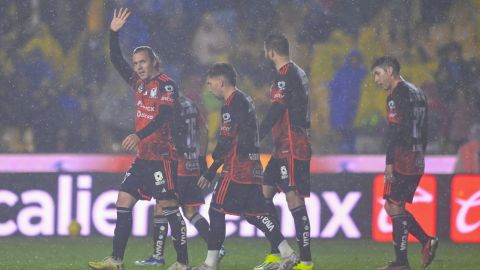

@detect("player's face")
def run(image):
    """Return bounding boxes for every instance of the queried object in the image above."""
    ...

[372,66,392,91]
[206,76,224,100]
[132,51,155,80]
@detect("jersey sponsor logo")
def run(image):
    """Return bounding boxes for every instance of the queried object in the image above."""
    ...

[160,96,174,103]
[185,160,199,171]
[136,101,155,112]
[149,87,158,98]
[220,125,231,132]
[277,81,286,90]
[137,110,154,120]
[164,85,174,93]
[451,175,480,242]
[372,174,437,242]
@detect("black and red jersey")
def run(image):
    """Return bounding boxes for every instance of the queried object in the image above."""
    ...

[261,62,312,160]
[386,80,428,175]
[110,31,177,160]
[174,94,206,176]
[212,90,263,184]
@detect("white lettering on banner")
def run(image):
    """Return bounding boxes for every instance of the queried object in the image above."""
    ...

[92,191,117,237]
[456,191,480,233]
[57,175,72,235]
[377,186,433,233]
[0,174,365,238]
[0,190,18,236]
[132,200,155,236]
[320,192,362,238]
[18,190,54,236]
[77,175,92,235]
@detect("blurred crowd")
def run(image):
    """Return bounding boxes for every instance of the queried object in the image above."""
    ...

[1,0,480,157]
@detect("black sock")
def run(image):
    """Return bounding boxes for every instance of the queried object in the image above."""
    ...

[291,206,311,261]
[406,211,429,245]
[189,212,210,243]
[152,215,168,258]
[245,215,284,249]
[164,207,188,265]
[208,208,225,250]
[112,207,132,260]
[265,199,280,254]
[392,214,409,264]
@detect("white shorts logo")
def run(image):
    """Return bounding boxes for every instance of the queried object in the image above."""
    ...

[280,165,289,180]
[154,171,164,186]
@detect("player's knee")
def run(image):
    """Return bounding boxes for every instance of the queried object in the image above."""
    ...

[262,185,275,198]
[384,200,405,216]
[286,191,305,209]
[156,199,179,208]
[182,206,197,221]
[116,191,137,208]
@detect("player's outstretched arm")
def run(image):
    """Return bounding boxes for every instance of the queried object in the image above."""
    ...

[109,8,134,83]
[110,8,130,32]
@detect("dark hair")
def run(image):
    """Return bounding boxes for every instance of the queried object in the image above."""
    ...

[264,32,289,56]
[207,62,237,86]
[133,46,160,70]
[371,56,400,75]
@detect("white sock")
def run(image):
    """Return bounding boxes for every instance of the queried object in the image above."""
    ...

[205,250,220,267]
[278,240,294,258]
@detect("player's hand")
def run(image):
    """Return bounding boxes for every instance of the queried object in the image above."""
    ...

[110,8,131,32]
[122,133,140,151]
[384,164,395,183]
[197,175,212,189]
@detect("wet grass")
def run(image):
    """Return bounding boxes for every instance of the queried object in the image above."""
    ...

[0,237,478,269]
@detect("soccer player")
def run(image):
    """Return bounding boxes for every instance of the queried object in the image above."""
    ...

[256,33,314,270]
[88,8,189,270]
[193,63,298,270]
[371,56,438,270]
[135,93,225,266]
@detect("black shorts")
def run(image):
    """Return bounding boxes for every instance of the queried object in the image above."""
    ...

[120,159,178,201]
[210,176,269,216]
[177,175,205,206]
[383,172,422,204]
[263,157,310,197]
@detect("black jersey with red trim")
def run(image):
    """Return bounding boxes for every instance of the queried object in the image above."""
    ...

[386,80,428,175]
[215,90,263,184]
[110,31,177,160]
[269,62,311,160]
[174,94,205,176]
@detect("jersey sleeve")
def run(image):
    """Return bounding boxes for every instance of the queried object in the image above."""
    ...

[385,88,410,164]
[271,74,290,106]
[109,30,136,85]
[158,81,177,108]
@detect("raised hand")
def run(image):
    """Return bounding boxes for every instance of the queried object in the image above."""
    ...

[110,8,131,32]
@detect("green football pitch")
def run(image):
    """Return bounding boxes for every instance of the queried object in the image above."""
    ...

[0,237,478,270]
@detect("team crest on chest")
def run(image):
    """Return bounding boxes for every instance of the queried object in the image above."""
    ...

[388,100,396,109]
[150,87,158,98]
[137,82,144,93]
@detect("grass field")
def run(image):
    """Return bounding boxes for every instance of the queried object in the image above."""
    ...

[1,237,479,270]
